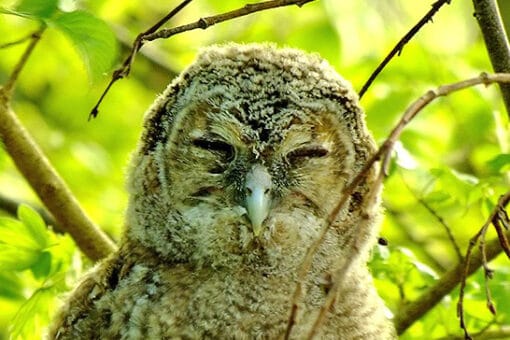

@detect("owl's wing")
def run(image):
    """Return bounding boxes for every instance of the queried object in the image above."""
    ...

[47,254,127,339]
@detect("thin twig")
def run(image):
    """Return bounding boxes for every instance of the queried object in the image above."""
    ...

[358,0,452,98]
[3,26,45,95]
[457,191,510,339]
[399,171,463,261]
[90,0,315,119]
[285,72,510,337]
[89,0,194,119]
[0,31,39,49]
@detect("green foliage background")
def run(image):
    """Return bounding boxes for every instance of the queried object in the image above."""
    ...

[1,0,509,338]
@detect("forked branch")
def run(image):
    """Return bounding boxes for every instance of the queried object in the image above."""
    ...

[90,0,316,119]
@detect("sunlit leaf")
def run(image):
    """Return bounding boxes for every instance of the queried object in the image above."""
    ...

[17,204,49,249]
[0,271,24,300]
[15,0,58,18]
[0,244,40,271]
[487,153,510,173]
[30,251,52,279]
[10,287,55,340]
[0,217,40,250]
[0,0,58,19]
[50,10,118,80]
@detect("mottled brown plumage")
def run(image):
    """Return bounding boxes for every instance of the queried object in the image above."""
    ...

[49,43,396,339]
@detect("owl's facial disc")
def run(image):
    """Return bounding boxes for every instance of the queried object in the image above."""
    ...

[244,164,272,237]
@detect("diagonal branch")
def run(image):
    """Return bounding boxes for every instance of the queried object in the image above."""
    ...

[0,25,116,261]
[358,0,452,99]
[285,72,510,337]
[396,191,510,335]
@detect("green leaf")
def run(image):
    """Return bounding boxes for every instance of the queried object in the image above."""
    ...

[0,0,58,19]
[0,217,40,250]
[30,251,52,279]
[50,10,118,80]
[17,204,49,249]
[15,0,58,18]
[487,153,510,173]
[0,244,40,271]
[10,287,55,340]
[0,271,24,300]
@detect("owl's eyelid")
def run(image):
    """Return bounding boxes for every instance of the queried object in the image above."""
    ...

[192,136,236,160]
[288,144,329,158]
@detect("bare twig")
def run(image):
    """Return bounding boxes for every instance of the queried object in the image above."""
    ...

[457,191,510,339]
[3,26,45,95]
[472,0,510,118]
[399,171,463,261]
[0,31,40,49]
[284,72,510,337]
[358,0,452,98]
[89,0,194,119]
[90,0,316,119]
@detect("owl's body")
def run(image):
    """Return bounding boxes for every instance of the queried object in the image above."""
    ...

[49,43,396,339]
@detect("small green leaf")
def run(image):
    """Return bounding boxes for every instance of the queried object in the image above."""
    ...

[1,0,58,19]
[50,10,118,80]
[15,0,58,18]
[30,251,52,279]
[487,153,510,173]
[0,271,24,300]
[0,217,39,250]
[10,287,55,340]
[0,245,40,271]
[17,204,49,249]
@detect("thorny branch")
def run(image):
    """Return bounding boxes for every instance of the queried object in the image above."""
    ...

[457,191,510,340]
[358,0,452,99]
[285,73,510,338]
[90,0,316,119]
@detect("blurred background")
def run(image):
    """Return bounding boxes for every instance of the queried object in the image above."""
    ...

[1,0,509,338]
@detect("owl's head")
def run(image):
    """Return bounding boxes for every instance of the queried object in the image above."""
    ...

[125,43,379,271]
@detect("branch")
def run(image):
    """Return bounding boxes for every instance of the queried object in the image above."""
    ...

[358,0,452,99]
[399,171,463,261]
[0,28,116,261]
[3,26,45,95]
[457,191,510,339]
[472,0,510,118]
[395,192,510,335]
[0,31,39,49]
[285,72,510,337]
[90,0,316,119]
[89,0,194,119]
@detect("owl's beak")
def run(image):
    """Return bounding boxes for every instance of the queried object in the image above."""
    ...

[244,164,272,237]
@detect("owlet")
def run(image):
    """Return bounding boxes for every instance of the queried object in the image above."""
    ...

[49,43,396,339]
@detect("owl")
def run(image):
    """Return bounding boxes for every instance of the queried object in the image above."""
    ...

[49,43,396,339]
